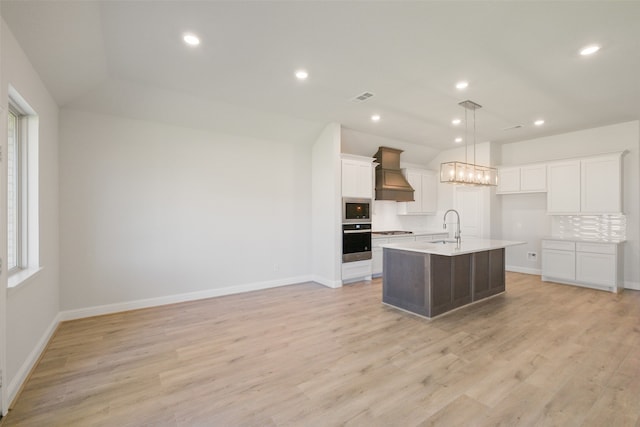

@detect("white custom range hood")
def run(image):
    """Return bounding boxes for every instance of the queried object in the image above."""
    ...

[373,147,415,202]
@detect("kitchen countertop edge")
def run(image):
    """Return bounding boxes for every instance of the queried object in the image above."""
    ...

[380,238,526,256]
[372,230,449,238]
[542,236,626,244]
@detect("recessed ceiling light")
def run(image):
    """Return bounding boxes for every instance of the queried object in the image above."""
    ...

[295,69,308,80]
[183,33,200,46]
[534,119,545,126]
[580,44,600,56]
[452,118,461,125]
[455,81,469,90]
[371,114,381,122]
[454,137,463,143]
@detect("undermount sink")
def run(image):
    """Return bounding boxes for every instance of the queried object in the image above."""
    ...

[428,239,458,244]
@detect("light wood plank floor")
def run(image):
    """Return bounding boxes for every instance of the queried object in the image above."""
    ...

[4,272,640,426]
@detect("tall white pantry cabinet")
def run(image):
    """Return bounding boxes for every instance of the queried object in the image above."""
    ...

[340,155,374,284]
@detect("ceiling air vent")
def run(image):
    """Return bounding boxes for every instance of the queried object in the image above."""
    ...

[502,125,523,131]
[352,92,374,102]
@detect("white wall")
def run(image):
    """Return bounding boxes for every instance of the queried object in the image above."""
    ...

[59,109,312,311]
[500,193,551,274]
[499,121,640,287]
[311,123,342,287]
[1,19,60,407]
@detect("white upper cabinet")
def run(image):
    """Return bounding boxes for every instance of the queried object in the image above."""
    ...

[547,153,623,215]
[496,167,521,193]
[397,169,437,215]
[497,164,546,194]
[580,155,622,214]
[520,164,547,192]
[341,156,374,199]
[547,160,581,213]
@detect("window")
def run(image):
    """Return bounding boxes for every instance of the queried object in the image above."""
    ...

[7,105,25,272]
[7,88,39,287]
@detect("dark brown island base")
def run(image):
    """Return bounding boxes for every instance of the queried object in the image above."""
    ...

[382,239,525,318]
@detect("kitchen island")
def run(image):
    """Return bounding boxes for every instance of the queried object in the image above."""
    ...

[381,239,524,318]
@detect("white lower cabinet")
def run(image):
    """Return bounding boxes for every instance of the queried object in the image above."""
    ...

[542,239,623,293]
[372,233,448,277]
[342,260,372,284]
[372,238,389,277]
[541,240,576,281]
[576,252,616,287]
[542,249,576,281]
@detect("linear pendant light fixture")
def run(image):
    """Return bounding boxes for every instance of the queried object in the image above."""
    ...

[440,100,498,186]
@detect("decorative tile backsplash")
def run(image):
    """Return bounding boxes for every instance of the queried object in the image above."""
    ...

[552,215,626,241]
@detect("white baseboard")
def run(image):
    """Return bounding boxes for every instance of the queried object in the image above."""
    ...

[506,265,541,275]
[342,275,372,285]
[8,312,61,407]
[311,275,342,289]
[624,281,640,291]
[59,275,313,321]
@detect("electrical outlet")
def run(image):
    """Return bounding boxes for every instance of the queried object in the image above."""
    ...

[527,251,537,260]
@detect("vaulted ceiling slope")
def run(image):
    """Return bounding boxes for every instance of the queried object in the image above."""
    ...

[2,1,640,148]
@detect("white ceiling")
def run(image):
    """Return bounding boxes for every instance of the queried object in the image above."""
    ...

[2,1,640,149]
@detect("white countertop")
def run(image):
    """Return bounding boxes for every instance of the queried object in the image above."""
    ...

[372,229,448,238]
[542,236,626,244]
[381,238,526,256]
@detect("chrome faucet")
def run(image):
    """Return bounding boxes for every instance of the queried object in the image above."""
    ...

[443,209,461,247]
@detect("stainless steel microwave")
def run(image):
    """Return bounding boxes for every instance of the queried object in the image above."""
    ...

[342,198,371,224]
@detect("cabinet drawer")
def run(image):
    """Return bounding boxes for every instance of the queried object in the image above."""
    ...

[542,240,575,251]
[342,260,372,281]
[576,242,616,254]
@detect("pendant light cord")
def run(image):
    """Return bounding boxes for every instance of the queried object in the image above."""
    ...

[473,107,476,166]
[464,107,468,165]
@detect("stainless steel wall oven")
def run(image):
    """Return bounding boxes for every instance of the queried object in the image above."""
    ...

[342,224,372,263]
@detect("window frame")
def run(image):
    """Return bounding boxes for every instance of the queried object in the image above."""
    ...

[6,87,40,289]
[7,103,29,275]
